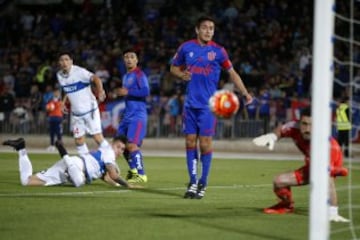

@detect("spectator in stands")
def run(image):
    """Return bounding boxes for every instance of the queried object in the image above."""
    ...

[45,88,63,152]
[0,86,15,122]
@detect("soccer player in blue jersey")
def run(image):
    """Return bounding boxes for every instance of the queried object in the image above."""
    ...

[170,16,253,199]
[116,49,150,183]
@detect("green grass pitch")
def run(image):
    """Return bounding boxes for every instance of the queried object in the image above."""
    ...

[0,152,358,240]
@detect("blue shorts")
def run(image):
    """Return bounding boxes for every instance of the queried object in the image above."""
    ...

[117,118,147,146]
[182,107,216,136]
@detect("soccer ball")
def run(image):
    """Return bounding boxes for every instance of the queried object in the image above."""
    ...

[209,90,240,118]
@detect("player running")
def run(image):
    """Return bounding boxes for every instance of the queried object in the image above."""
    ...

[116,49,150,183]
[3,136,133,188]
[170,16,252,199]
[57,52,109,155]
[253,107,349,222]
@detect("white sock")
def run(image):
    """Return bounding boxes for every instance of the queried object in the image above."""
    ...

[329,206,339,217]
[76,143,89,155]
[99,139,109,148]
[18,149,32,186]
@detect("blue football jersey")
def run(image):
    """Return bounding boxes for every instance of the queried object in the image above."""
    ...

[172,39,233,109]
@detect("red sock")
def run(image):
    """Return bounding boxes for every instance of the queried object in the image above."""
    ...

[274,187,293,205]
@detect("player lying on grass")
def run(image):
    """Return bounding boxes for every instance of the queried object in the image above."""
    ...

[3,136,135,188]
[253,107,349,222]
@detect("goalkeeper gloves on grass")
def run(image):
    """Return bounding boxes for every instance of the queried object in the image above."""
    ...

[252,133,278,151]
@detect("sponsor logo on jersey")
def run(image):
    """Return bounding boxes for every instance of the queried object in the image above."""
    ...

[62,82,90,93]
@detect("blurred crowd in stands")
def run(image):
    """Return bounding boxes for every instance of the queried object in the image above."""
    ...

[0,0,357,137]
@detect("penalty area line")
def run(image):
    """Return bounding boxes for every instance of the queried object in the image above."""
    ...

[0,183,271,197]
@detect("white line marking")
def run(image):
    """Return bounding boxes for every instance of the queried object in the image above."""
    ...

[0,184,271,197]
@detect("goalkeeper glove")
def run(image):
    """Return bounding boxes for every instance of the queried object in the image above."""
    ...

[252,133,278,151]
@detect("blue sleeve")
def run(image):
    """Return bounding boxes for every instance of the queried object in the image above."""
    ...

[128,73,150,97]
[128,87,149,97]
[171,44,185,66]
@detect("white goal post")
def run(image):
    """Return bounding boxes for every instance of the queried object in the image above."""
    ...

[309,0,335,239]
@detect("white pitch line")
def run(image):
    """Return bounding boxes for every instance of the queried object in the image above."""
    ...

[0,184,271,197]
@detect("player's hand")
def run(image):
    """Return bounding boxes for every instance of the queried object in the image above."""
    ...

[61,101,70,114]
[97,89,106,102]
[252,133,278,151]
[330,214,350,222]
[117,87,128,97]
[181,70,192,81]
[127,183,144,189]
[244,93,253,105]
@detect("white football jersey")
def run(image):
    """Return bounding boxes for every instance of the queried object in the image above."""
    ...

[57,65,98,115]
[82,146,117,181]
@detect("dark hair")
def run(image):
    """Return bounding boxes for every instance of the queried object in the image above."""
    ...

[58,51,73,60]
[300,107,311,118]
[122,48,138,56]
[113,135,128,144]
[196,16,216,28]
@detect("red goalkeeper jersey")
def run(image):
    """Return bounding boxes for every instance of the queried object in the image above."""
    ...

[279,121,343,169]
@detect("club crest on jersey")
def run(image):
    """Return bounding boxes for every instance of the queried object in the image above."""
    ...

[208,51,216,61]
[126,77,134,85]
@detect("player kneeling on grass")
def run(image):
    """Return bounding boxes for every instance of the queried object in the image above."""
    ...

[253,107,349,222]
[3,136,136,188]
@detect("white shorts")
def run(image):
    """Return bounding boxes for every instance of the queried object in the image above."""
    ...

[36,159,69,186]
[71,109,102,138]
[36,156,85,186]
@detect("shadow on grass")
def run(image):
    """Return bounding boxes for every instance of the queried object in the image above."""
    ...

[147,207,306,240]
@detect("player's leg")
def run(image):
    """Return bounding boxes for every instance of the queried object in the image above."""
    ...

[2,138,46,186]
[34,159,69,186]
[195,109,216,199]
[87,109,110,150]
[264,165,308,214]
[71,115,89,154]
[63,156,86,187]
[3,138,31,185]
[117,120,133,178]
[182,107,200,198]
[125,119,148,183]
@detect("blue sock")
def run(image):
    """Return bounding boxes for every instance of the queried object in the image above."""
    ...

[199,151,212,186]
[186,148,198,184]
[130,150,145,175]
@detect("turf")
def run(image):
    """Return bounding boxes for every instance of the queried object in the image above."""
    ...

[0,152,358,240]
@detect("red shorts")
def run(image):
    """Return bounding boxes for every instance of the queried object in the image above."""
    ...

[294,156,348,185]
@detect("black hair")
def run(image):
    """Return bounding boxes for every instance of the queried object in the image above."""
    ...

[300,107,311,118]
[58,51,74,60]
[122,48,138,56]
[196,16,216,28]
[113,135,128,144]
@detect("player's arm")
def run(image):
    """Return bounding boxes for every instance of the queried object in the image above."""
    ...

[103,163,139,189]
[91,74,106,102]
[103,164,129,187]
[228,68,252,104]
[61,94,70,114]
[170,65,191,81]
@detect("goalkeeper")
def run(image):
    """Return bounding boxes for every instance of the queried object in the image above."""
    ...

[253,107,349,222]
